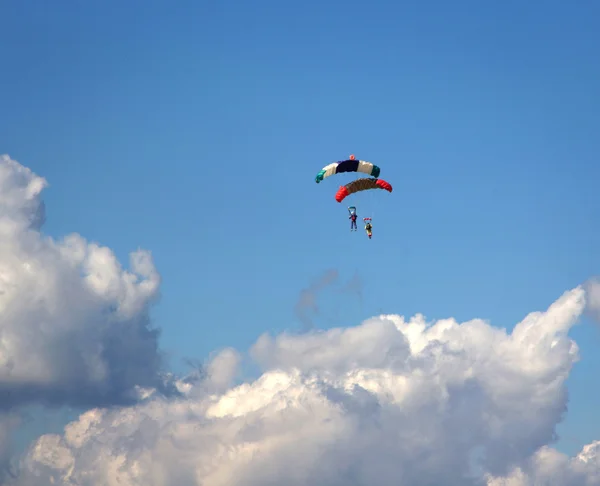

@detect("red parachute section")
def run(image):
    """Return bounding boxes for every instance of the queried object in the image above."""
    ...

[335,178,393,203]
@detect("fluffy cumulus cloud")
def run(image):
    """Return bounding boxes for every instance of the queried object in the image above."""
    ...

[10,283,600,485]
[2,154,600,485]
[0,155,170,411]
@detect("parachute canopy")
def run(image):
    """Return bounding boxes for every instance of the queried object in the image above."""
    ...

[315,157,380,183]
[335,178,393,203]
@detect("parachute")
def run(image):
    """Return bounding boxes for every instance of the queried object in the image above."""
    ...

[335,178,393,203]
[315,154,380,183]
[314,155,392,238]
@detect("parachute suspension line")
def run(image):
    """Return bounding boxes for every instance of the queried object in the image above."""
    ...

[362,184,375,222]
[355,188,362,215]
[371,187,376,222]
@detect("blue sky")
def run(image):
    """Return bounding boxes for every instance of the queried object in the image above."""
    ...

[1,0,599,456]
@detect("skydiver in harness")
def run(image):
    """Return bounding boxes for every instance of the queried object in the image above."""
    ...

[348,206,358,231]
[364,218,372,239]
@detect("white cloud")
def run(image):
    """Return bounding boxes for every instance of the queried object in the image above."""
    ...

[487,442,600,485]
[10,283,600,485]
[0,155,169,411]
[1,153,598,485]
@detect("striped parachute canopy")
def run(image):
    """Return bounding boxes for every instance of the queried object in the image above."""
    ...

[315,154,380,183]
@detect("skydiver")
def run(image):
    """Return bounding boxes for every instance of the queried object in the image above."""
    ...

[364,218,372,239]
[349,207,358,231]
